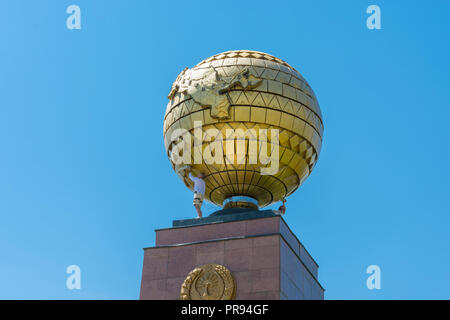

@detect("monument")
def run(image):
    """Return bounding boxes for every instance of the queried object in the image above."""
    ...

[140,50,324,300]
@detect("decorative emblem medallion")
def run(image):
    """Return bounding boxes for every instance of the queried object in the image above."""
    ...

[180,264,236,300]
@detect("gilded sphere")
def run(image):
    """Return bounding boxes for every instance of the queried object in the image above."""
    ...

[163,50,323,207]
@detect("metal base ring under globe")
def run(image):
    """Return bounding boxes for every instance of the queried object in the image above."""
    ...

[223,196,259,210]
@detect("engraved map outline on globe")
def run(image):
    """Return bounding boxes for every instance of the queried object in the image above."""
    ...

[168,67,263,119]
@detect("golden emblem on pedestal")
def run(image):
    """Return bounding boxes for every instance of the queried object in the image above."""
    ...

[180,264,236,300]
[164,50,323,208]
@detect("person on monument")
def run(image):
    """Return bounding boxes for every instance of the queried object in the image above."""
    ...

[274,198,286,216]
[178,165,206,219]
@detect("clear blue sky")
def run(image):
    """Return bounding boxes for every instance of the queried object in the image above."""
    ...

[1,0,449,299]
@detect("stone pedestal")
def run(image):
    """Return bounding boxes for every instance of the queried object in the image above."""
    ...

[139,208,324,300]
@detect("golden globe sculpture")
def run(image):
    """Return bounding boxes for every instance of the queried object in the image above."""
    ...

[163,50,323,208]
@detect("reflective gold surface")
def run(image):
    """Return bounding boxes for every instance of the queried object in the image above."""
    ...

[180,264,236,300]
[163,50,323,207]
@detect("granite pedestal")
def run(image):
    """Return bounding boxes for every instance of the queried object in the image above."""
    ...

[139,208,324,300]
